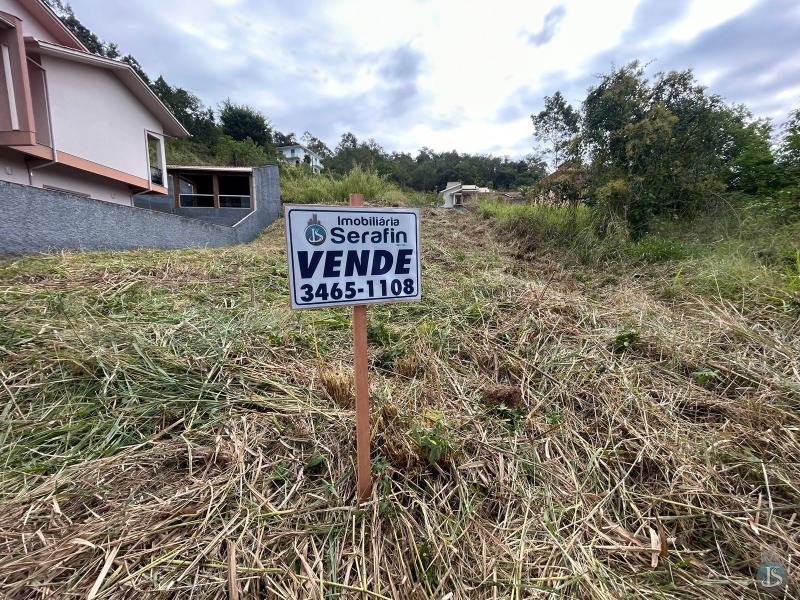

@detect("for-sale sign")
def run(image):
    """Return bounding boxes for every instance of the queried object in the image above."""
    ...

[284,205,421,309]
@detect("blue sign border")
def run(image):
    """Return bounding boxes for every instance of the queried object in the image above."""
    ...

[286,206,421,308]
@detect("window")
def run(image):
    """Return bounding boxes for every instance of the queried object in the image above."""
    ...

[176,172,252,209]
[218,174,251,208]
[290,148,295,156]
[27,59,51,146]
[177,173,214,207]
[178,176,196,195]
[146,132,165,186]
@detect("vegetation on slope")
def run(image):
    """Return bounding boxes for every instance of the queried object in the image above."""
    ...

[280,165,436,207]
[1,200,798,597]
[480,195,800,316]
[528,63,800,234]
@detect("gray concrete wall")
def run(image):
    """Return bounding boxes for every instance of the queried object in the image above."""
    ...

[0,165,280,255]
[174,207,251,226]
[133,197,255,227]
[133,194,173,213]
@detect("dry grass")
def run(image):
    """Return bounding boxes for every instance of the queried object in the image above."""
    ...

[320,366,354,408]
[0,209,798,598]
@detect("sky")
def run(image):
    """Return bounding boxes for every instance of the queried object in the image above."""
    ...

[68,0,800,158]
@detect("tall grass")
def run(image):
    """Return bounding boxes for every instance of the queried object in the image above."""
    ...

[280,165,396,204]
[280,165,440,207]
[477,200,624,260]
[479,196,800,314]
[650,205,800,312]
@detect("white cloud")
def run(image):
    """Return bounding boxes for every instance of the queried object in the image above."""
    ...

[659,0,758,44]
[68,0,800,157]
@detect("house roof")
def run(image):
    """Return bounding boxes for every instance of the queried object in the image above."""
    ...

[167,165,254,173]
[278,143,322,158]
[441,181,461,193]
[27,0,88,52]
[442,183,483,194]
[25,38,189,138]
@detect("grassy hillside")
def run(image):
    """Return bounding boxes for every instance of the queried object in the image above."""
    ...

[479,198,800,316]
[280,165,436,207]
[0,195,798,597]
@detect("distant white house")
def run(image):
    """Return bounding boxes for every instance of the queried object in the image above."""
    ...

[278,144,323,173]
[441,182,482,208]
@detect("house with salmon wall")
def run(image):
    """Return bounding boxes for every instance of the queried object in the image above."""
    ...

[0,0,188,205]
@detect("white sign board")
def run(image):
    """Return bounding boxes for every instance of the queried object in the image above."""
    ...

[284,205,421,309]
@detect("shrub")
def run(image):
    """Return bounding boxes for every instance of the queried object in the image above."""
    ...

[411,422,452,466]
[528,161,588,204]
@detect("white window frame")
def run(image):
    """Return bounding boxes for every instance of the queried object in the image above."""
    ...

[145,130,166,188]
[1,43,19,130]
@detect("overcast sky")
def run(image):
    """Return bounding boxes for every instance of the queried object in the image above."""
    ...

[69,0,800,157]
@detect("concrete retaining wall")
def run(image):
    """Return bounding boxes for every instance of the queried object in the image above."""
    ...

[0,165,280,255]
[174,207,251,226]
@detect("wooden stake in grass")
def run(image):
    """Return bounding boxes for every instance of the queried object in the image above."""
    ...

[350,193,372,501]
[283,194,419,502]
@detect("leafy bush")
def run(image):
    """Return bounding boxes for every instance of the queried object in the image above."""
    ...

[411,422,452,466]
[166,135,272,167]
[528,161,587,204]
[219,100,272,146]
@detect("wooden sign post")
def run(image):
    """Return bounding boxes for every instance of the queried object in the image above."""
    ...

[349,193,371,500]
[283,195,422,502]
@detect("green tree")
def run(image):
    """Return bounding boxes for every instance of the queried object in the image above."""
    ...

[151,77,218,141]
[219,101,272,147]
[326,134,389,175]
[120,55,150,84]
[577,62,754,234]
[780,109,800,176]
[523,154,548,182]
[215,137,271,167]
[724,115,782,194]
[336,132,359,151]
[531,91,580,167]
[302,131,332,157]
[274,131,297,146]
[46,0,110,56]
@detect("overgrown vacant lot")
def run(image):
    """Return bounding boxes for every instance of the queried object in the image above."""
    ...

[0,208,798,599]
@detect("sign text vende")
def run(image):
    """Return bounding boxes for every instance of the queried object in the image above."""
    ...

[285,205,421,309]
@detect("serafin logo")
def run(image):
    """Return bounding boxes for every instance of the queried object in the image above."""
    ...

[304,214,326,245]
[756,562,787,593]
